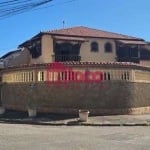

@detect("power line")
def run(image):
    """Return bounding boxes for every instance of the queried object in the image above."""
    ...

[0,0,33,7]
[0,0,20,5]
[0,0,51,14]
[0,0,53,19]
[0,0,78,20]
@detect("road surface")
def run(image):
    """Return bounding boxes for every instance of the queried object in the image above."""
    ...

[0,123,149,150]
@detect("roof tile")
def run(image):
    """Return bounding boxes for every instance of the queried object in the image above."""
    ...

[44,26,143,40]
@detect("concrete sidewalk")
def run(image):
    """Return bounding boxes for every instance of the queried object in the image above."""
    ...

[0,110,150,126]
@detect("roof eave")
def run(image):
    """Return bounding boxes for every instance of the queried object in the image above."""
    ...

[42,32,143,41]
[18,32,43,48]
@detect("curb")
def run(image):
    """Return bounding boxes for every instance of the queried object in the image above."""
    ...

[0,119,149,126]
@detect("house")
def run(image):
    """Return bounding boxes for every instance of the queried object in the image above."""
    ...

[0,49,30,68]
[19,26,149,66]
[0,26,150,116]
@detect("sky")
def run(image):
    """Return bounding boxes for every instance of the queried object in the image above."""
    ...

[0,0,150,56]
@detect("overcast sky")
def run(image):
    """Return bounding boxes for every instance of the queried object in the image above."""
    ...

[0,0,150,56]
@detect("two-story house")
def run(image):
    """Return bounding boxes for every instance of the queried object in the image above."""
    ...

[14,26,149,66]
[0,26,150,116]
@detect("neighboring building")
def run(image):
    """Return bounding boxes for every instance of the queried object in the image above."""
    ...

[0,26,150,116]
[0,49,30,67]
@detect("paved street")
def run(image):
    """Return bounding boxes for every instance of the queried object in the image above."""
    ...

[0,123,149,150]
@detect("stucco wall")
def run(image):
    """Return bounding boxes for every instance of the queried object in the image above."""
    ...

[30,35,54,64]
[2,49,30,67]
[11,49,30,66]
[134,70,150,82]
[80,38,116,62]
[29,35,117,64]
[1,81,150,115]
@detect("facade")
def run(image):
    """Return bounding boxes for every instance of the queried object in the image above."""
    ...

[0,26,150,115]
[17,26,149,65]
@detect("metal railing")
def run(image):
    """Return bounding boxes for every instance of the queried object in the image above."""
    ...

[117,57,140,63]
[52,55,81,62]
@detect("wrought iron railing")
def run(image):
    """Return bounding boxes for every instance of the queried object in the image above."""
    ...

[117,57,140,63]
[52,55,81,62]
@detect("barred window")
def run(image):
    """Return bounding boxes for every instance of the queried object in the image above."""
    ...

[105,42,112,52]
[91,42,99,52]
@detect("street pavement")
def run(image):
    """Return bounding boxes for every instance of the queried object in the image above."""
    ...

[0,124,149,150]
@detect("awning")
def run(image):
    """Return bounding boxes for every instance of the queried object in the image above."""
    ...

[117,40,147,45]
[52,36,86,42]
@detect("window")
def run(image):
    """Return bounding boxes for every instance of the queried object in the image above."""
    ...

[130,47,138,58]
[105,42,112,52]
[91,42,99,52]
[30,41,41,59]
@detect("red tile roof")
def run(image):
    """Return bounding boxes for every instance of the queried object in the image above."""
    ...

[20,26,145,47]
[44,26,143,40]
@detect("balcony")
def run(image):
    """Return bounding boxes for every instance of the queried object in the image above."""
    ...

[117,57,140,63]
[52,55,81,62]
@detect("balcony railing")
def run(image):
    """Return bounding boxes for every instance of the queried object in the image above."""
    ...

[140,55,150,60]
[117,57,140,63]
[52,55,81,62]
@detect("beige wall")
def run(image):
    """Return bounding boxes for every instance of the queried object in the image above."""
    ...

[30,34,54,64]
[80,38,116,62]
[134,70,150,82]
[14,48,30,65]
[29,35,117,64]
[2,65,135,83]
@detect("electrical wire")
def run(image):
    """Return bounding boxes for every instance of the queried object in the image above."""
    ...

[0,0,53,19]
[0,0,78,20]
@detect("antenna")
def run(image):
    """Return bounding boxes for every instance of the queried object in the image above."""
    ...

[62,20,65,28]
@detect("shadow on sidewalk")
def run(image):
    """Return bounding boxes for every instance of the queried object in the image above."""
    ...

[0,109,77,123]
